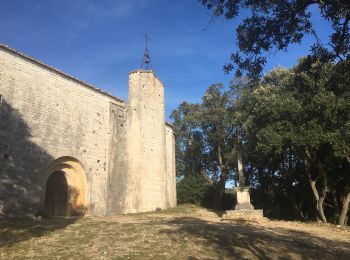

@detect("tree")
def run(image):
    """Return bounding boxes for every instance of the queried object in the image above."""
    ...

[171,102,204,179]
[172,59,350,225]
[200,0,350,78]
[238,59,350,225]
[171,84,241,209]
[199,84,237,208]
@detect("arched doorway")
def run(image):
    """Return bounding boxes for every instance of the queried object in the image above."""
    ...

[41,157,88,217]
[44,171,68,216]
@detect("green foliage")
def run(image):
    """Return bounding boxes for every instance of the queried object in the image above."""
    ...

[200,0,350,78]
[239,59,350,224]
[176,176,235,210]
[243,59,350,160]
[172,56,350,224]
[195,0,350,222]
[171,83,242,209]
[171,102,204,178]
[176,176,210,205]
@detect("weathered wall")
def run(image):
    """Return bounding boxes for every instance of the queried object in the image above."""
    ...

[0,45,176,217]
[165,124,177,208]
[126,70,167,212]
[107,102,128,214]
[0,46,125,216]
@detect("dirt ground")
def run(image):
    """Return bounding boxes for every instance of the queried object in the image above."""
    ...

[0,205,349,259]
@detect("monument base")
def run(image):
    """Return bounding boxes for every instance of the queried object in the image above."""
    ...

[222,187,265,221]
[223,209,264,221]
[235,188,255,210]
[235,203,254,210]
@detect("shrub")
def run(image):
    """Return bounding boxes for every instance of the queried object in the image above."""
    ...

[176,176,209,205]
[177,176,235,210]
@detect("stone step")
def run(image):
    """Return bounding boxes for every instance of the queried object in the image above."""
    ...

[222,209,265,221]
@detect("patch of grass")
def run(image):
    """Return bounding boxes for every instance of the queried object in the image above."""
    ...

[124,204,199,219]
[160,203,200,214]
[0,205,349,259]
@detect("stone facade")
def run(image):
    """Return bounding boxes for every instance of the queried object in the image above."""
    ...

[0,44,176,217]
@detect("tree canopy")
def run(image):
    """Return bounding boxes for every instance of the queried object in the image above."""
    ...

[200,0,350,78]
[171,84,241,209]
[173,58,350,225]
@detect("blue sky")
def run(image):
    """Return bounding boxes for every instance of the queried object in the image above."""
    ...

[0,0,333,120]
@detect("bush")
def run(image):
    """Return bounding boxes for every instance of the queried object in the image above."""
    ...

[177,176,235,210]
[176,176,209,205]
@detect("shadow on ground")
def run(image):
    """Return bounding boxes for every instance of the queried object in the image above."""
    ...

[1,210,349,259]
[0,217,77,247]
[159,217,350,259]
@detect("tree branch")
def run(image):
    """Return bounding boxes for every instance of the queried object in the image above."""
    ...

[200,170,214,185]
[223,146,237,172]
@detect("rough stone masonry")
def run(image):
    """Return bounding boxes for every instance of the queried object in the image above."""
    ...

[0,44,176,217]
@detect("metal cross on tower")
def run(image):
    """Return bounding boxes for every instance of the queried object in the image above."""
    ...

[140,32,153,70]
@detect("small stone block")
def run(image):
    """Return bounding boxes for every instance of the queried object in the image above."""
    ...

[235,189,255,210]
[223,209,264,220]
[236,189,251,204]
[235,203,254,210]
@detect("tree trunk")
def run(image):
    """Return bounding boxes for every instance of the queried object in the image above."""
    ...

[290,193,306,220]
[338,190,350,226]
[212,178,226,210]
[317,192,328,223]
[316,159,328,223]
[200,170,214,185]
[304,148,328,223]
[307,177,327,223]
[237,148,246,187]
[330,190,340,223]
[211,145,229,210]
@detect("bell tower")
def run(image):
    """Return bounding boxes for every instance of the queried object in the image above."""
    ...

[125,34,168,212]
[126,70,167,212]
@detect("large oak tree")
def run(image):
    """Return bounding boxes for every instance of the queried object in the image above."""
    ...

[200,0,350,78]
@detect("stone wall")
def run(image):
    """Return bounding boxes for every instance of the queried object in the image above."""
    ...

[0,45,176,217]
[165,124,177,208]
[107,102,128,214]
[0,46,125,216]
[126,70,168,212]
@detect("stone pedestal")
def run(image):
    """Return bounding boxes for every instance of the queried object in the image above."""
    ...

[223,187,264,220]
[223,209,264,220]
[235,188,254,210]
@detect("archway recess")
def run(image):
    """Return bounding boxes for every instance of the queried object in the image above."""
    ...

[41,157,88,216]
[44,171,68,216]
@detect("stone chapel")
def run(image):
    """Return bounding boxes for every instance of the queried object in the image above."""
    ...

[0,44,176,217]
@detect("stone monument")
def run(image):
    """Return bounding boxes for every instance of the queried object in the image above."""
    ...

[235,187,254,210]
[223,187,264,220]
[222,144,264,220]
